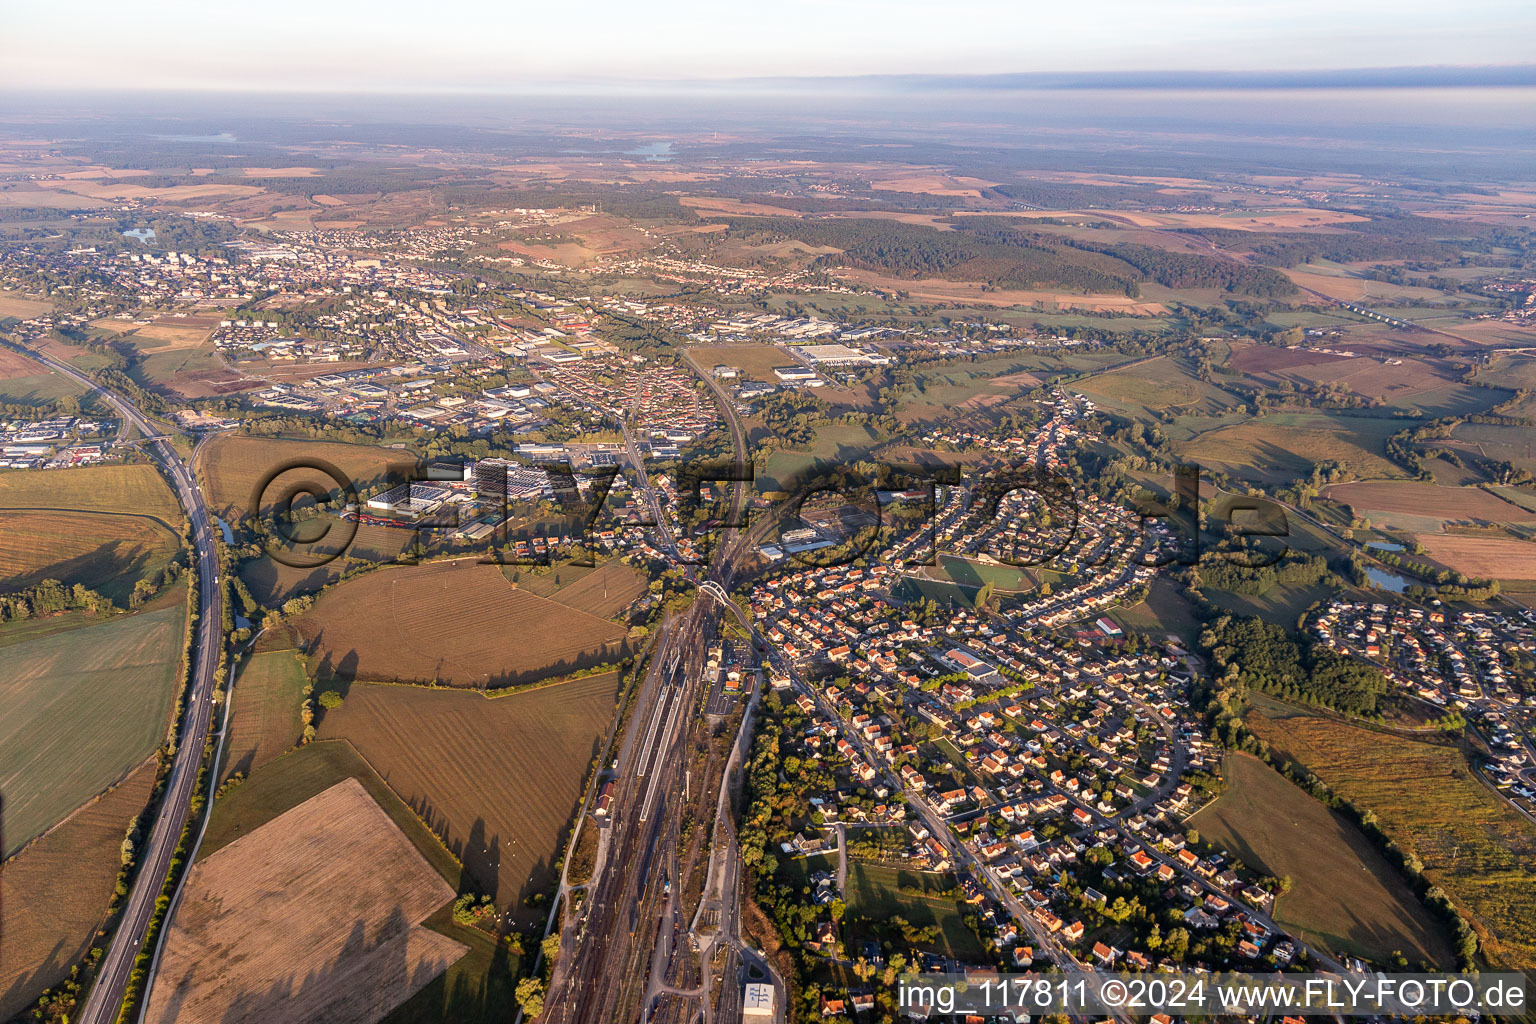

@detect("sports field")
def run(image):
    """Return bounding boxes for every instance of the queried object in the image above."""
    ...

[1192,754,1450,965]
[0,509,181,604]
[0,762,157,1021]
[298,560,627,687]
[318,672,621,917]
[145,779,466,1024]
[1247,710,1536,971]
[221,647,309,782]
[0,599,186,856]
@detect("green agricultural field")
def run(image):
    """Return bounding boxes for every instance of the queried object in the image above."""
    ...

[1448,422,1536,475]
[0,370,86,405]
[1246,711,1536,972]
[0,597,186,856]
[1076,355,1245,419]
[1193,754,1451,966]
[844,861,986,960]
[199,740,519,1024]
[221,647,309,782]
[0,462,180,521]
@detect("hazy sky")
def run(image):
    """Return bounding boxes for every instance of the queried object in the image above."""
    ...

[4,0,1535,92]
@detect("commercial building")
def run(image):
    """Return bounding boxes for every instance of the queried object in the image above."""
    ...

[742,983,775,1020]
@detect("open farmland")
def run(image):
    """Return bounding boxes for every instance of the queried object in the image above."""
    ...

[1445,422,1536,476]
[199,740,522,1024]
[1075,355,1243,418]
[1246,711,1536,971]
[197,433,415,524]
[221,647,309,782]
[298,560,628,687]
[0,598,186,856]
[0,509,181,604]
[0,462,179,521]
[1417,535,1536,580]
[1178,412,1405,484]
[0,762,156,1021]
[1324,481,1536,526]
[0,291,53,319]
[145,779,466,1024]
[318,672,621,916]
[540,561,648,618]
[239,521,425,606]
[1192,754,1450,965]
[0,365,84,405]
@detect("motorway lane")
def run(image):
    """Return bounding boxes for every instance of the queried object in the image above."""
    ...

[25,349,226,1024]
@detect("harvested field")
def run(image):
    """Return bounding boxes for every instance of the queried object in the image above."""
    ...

[1193,754,1450,966]
[0,292,53,319]
[0,347,47,378]
[238,522,423,606]
[90,317,212,351]
[1324,481,1536,525]
[0,463,179,521]
[0,509,181,604]
[221,648,309,782]
[0,762,156,1021]
[197,433,414,524]
[1247,711,1536,971]
[0,600,186,856]
[299,559,627,687]
[1226,344,1350,374]
[1417,535,1536,580]
[318,673,620,915]
[540,562,647,618]
[145,779,465,1024]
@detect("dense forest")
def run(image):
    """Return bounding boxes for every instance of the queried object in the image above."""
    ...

[721,216,1304,297]
[1201,613,1390,716]
[723,216,1141,295]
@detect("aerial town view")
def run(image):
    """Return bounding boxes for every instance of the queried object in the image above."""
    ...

[2,4,1536,1024]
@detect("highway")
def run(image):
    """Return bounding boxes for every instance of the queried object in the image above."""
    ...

[22,346,227,1024]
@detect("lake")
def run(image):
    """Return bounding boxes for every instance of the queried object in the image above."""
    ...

[122,228,157,243]
[1365,567,1411,593]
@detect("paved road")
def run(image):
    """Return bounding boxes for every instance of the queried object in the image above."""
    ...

[25,348,226,1024]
